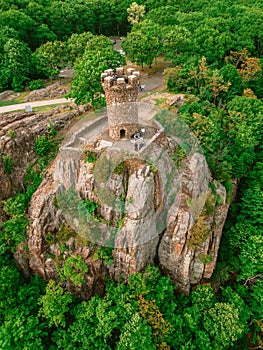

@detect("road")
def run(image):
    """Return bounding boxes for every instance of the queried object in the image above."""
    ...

[0,98,72,114]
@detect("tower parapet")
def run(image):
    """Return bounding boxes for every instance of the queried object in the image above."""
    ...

[101,67,140,140]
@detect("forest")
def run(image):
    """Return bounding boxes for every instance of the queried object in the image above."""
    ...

[0,0,263,349]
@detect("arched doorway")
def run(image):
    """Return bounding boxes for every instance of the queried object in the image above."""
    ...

[120,129,126,139]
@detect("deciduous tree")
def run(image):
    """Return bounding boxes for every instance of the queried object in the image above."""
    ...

[38,280,73,328]
[127,2,145,26]
[69,36,125,107]
[121,19,162,69]
[0,38,32,91]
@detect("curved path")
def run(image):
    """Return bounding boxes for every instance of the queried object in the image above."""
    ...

[0,98,72,114]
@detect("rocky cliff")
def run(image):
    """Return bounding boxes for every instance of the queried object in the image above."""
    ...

[0,104,90,221]
[22,109,229,295]
[0,88,230,296]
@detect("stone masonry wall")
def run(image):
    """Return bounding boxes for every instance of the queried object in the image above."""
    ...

[101,68,140,140]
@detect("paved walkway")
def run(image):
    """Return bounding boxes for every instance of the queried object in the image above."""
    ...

[66,116,108,150]
[0,98,71,114]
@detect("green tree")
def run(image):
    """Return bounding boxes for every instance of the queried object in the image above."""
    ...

[32,40,66,78]
[204,303,244,348]
[69,36,125,107]
[0,248,48,350]
[53,266,173,349]
[145,5,180,26]
[66,32,94,67]
[219,64,243,99]
[116,313,155,350]
[180,286,245,349]
[0,25,19,52]
[0,38,32,91]
[109,0,131,35]
[38,279,73,328]
[192,18,234,66]
[162,24,195,65]
[121,20,162,69]
[85,0,112,35]
[33,24,57,48]
[127,2,145,26]
[218,160,263,346]
[24,0,50,24]
[0,9,36,46]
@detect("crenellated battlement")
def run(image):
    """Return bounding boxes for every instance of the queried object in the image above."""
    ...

[101,67,140,105]
[101,67,141,140]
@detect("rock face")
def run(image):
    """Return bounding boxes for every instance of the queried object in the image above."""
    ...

[23,117,229,295]
[158,153,228,293]
[0,104,90,222]
[23,82,70,101]
[26,165,106,299]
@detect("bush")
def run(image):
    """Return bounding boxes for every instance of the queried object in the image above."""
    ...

[62,256,88,285]
[7,129,16,138]
[1,215,28,252]
[4,193,27,216]
[82,199,98,215]
[2,154,13,174]
[84,150,98,163]
[34,136,51,156]
[28,79,44,91]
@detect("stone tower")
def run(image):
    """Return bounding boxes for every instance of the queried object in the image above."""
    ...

[101,67,140,140]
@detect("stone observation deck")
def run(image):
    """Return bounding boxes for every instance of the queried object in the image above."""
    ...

[61,67,162,155]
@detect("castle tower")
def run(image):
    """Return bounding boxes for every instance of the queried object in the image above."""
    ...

[101,67,140,140]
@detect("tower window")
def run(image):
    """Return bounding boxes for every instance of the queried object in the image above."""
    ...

[120,129,126,139]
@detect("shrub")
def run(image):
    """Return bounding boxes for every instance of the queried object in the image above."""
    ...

[38,280,72,328]
[188,215,210,248]
[62,255,88,285]
[2,154,13,174]
[82,199,98,215]
[94,246,114,265]
[171,145,187,167]
[1,215,28,252]
[198,253,213,264]
[6,129,16,138]
[28,79,44,91]
[84,150,98,163]
[34,136,51,156]
[48,120,57,137]
[4,193,27,216]
[56,223,76,242]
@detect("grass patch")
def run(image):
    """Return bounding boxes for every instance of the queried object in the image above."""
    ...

[154,97,167,106]
[0,102,71,114]
[0,91,29,106]
[32,103,71,113]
